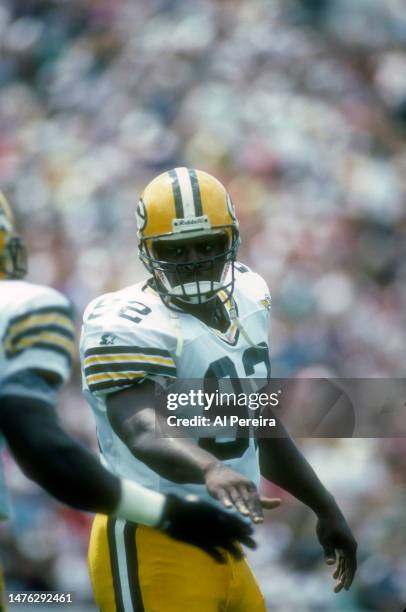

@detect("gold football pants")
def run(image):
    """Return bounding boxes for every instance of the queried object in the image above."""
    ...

[88,514,266,612]
[0,563,6,612]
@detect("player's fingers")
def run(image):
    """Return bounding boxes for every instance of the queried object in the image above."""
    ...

[339,553,348,581]
[239,533,257,549]
[342,549,357,590]
[342,563,351,591]
[224,541,244,560]
[217,488,234,509]
[229,486,250,516]
[332,563,340,580]
[239,485,264,523]
[334,564,347,593]
[205,546,227,564]
[344,572,355,590]
[226,512,253,531]
[333,553,348,593]
[260,497,281,510]
[333,555,344,580]
[336,552,347,580]
[223,515,256,550]
[323,546,336,565]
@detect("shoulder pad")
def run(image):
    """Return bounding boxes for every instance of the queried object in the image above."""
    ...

[81,284,177,395]
[6,281,73,318]
[233,263,271,315]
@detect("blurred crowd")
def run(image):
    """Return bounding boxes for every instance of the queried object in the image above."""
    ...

[1,0,405,609]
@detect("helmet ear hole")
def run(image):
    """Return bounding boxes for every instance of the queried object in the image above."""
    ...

[1,236,27,279]
[0,193,28,279]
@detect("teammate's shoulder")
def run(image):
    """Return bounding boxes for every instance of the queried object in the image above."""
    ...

[1,281,75,380]
[2,280,73,319]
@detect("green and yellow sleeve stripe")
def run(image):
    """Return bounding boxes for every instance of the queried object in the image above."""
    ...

[83,345,177,393]
[3,306,75,365]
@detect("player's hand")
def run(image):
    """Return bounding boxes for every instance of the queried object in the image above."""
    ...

[316,509,357,592]
[203,461,267,523]
[159,493,256,563]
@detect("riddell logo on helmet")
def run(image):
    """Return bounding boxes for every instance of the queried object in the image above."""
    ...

[172,215,210,233]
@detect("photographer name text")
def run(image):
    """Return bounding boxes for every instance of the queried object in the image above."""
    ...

[167,415,276,427]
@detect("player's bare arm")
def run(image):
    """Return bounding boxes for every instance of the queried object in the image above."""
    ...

[259,416,357,592]
[0,389,257,561]
[0,390,121,514]
[107,380,267,523]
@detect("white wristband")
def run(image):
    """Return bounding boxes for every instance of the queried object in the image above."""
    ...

[114,479,166,527]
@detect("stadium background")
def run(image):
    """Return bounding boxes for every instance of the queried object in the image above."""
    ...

[0,0,405,609]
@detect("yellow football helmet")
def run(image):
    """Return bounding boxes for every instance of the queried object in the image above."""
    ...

[0,191,27,280]
[136,168,239,304]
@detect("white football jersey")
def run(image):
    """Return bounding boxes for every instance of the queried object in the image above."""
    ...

[0,280,75,519]
[80,264,271,506]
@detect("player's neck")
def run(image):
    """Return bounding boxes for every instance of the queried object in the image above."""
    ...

[171,296,230,333]
[147,278,231,333]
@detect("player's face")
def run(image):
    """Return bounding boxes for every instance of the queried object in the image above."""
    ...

[153,233,229,299]
[154,234,228,264]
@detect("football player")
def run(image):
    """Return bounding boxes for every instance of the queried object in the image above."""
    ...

[0,191,260,608]
[81,168,357,611]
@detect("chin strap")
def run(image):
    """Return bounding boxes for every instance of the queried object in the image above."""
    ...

[229,303,259,349]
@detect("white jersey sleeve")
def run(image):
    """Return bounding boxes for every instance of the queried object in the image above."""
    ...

[81,291,177,398]
[0,281,75,394]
